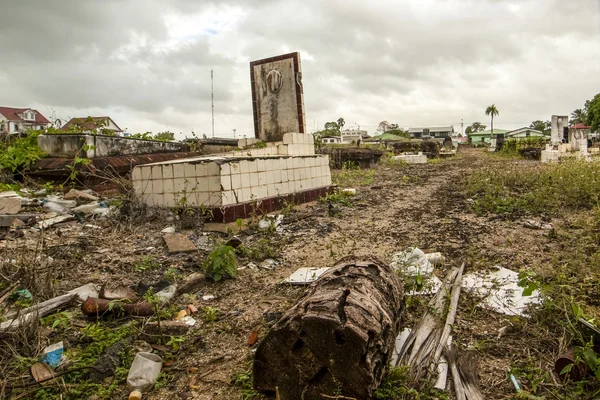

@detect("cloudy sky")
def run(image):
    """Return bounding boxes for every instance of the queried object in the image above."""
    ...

[1,0,599,139]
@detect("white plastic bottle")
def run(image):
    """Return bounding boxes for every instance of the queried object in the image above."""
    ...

[126,352,163,400]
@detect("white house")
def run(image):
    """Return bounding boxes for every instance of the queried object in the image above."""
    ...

[320,135,341,144]
[505,128,545,139]
[341,129,368,144]
[0,106,51,134]
[62,116,123,135]
[408,126,454,139]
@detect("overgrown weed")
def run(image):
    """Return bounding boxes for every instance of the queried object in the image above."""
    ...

[466,159,600,216]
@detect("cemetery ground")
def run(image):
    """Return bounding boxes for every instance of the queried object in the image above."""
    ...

[2,147,600,399]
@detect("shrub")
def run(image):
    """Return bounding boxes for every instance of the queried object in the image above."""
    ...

[203,245,237,281]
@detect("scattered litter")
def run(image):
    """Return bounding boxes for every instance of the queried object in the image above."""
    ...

[524,220,553,230]
[68,283,99,302]
[11,288,32,301]
[0,196,22,214]
[175,310,188,320]
[34,188,48,196]
[64,189,99,201]
[96,248,111,254]
[163,234,197,253]
[161,226,176,234]
[72,201,104,214]
[155,284,177,303]
[31,362,55,384]
[202,295,215,301]
[99,284,138,301]
[462,266,541,317]
[36,215,74,229]
[283,267,330,285]
[186,304,198,314]
[45,195,76,209]
[179,316,196,326]
[424,252,445,266]
[510,373,521,392]
[260,259,279,270]
[40,342,64,368]
[341,188,357,195]
[83,223,103,229]
[246,262,258,270]
[10,218,25,227]
[390,247,434,276]
[127,352,163,400]
[258,214,284,232]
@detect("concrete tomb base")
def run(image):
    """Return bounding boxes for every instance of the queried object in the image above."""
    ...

[132,133,332,222]
[393,152,428,164]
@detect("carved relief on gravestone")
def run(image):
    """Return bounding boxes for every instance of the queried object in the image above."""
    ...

[250,52,306,142]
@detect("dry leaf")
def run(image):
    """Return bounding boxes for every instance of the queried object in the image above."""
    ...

[188,367,199,373]
[248,330,259,346]
[151,344,171,352]
[31,362,54,384]
[244,316,249,322]
[189,375,200,389]
[163,359,174,367]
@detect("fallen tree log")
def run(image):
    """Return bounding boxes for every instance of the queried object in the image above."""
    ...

[254,257,404,400]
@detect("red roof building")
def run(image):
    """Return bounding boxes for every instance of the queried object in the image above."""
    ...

[0,106,50,134]
[571,123,591,129]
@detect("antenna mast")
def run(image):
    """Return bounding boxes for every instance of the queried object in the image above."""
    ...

[211,69,215,138]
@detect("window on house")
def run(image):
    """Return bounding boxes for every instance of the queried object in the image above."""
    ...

[14,123,19,131]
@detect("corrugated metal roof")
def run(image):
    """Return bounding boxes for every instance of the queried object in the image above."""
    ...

[408,126,454,133]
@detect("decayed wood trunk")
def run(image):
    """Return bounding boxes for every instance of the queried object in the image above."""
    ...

[253,257,405,400]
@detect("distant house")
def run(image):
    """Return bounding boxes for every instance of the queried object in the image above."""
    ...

[364,132,406,143]
[468,129,510,144]
[62,116,123,135]
[506,128,545,139]
[0,106,50,134]
[408,126,454,140]
[320,135,341,144]
[341,129,368,144]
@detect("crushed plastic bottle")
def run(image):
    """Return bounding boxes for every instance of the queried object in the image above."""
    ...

[41,200,71,215]
[45,195,76,208]
[127,352,163,400]
[155,285,176,304]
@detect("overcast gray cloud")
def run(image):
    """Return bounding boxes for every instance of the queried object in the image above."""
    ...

[0,0,599,138]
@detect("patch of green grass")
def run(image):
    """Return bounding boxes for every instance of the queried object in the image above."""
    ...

[133,255,160,272]
[232,369,261,400]
[236,238,280,262]
[320,191,354,207]
[203,306,220,323]
[0,182,20,192]
[333,167,376,187]
[465,159,600,216]
[375,366,447,400]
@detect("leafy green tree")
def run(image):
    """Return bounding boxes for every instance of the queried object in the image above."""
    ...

[154,131,175,141]
[323,121,340,136]
[485,104,499,135]
[529,120,550,135]
[584,94,600,131]
[467,122,486,133]
[570,108,587,125]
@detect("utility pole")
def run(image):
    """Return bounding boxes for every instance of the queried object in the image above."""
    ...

[233,128,236,138]
[211,69,215,138]
[461,119,464,136]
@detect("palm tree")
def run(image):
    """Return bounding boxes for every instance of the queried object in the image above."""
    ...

[485,104,499,137]
[570,109,586,125]
[337,117,345,134]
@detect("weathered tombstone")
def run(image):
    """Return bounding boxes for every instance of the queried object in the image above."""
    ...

[250,52,306,142]
[551,115,569,144]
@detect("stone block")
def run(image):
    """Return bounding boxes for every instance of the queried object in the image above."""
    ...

[241,173,251,188]
[231,174,242,190]
[221,175,232,191]
[207,162,219,176]
[140,166,152,180]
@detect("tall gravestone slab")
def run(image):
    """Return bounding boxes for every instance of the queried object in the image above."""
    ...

[250,52,306,142]
[551,115,569,144]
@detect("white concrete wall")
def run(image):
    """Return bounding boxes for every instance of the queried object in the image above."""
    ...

[132,152,332,208]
